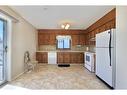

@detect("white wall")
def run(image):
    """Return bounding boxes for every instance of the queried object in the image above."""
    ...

[116,6,127,89]
[0,6,37,80]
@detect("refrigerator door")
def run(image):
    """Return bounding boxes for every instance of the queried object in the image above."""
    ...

[96,47,113,87]
[96,30,112,48]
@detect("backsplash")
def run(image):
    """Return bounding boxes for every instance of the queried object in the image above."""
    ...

[39,45,56,51]
[38,45,95,52]
[87,45,96,52]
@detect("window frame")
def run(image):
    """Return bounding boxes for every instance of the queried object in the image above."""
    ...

[56,36,71,50]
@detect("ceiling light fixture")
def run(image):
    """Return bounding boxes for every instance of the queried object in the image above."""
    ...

[61,23,70,30]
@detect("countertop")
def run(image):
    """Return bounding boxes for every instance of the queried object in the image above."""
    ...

[36,50,95,53]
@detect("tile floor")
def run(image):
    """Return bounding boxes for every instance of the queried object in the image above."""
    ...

[9,64,109,89]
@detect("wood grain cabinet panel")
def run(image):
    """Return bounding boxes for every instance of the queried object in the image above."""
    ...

[36,52,48,63]
[49,34,56,45]
[38,34,44,45]
[36,52,43,63]
[72,35,86,46]
[79,35,85,45]
[85,8,116,45]
[70,53,78,63]
[76,53,84,63]
[57,52,64,63]
[38,34,56,45]
[99,25,106,33]
[85,34,89,45]
[72,35,79,46]
[57,52,84,64]
[63,52,70,63]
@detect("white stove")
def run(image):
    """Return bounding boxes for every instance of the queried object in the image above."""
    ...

[84,52,95,72]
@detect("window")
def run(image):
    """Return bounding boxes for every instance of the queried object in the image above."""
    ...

[56,36,71,49]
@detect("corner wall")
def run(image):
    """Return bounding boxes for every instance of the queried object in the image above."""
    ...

[116,6,127,89]
[0,6,37,80]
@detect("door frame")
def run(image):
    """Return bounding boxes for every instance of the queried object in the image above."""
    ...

[0,13,12,83]
[0,18,7,85]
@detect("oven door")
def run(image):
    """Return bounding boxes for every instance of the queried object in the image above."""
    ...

[85,53,91,66]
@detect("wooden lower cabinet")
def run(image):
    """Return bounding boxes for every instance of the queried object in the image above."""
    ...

[70,53,77,63]
[57,52,84,64]
[36,52,48,63]
[76,53,84,63]
[63,52,70,63]
[57,52,64,63]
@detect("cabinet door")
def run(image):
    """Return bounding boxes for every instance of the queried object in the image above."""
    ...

[57,52,64,64]
[63,52,70,63]
[36,52,48,63]
[79,35,85,45]
[49,34,56,45]
[85,34,89,45]
[72,35,79,46]
[95,28,99,34]
[44,34,50,45]
[42,53,48,63]
[38,34,44,45]
[111,20,115,28]
[99,25,106,33]
[77,53,84,63]
[36,52,43,63]
[70,53,77,63]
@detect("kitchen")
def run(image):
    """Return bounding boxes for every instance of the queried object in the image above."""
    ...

[0,6,116,89]
[36,8,115,65]
[35,7,115,88]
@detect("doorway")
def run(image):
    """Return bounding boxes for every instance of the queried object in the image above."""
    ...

[0,18,7,85]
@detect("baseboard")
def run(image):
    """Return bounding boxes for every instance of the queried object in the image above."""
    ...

[70,64,83,65]
[11,71,25,81]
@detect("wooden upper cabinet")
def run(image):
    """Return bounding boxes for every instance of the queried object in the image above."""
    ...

[72,35,79,46]
[79,35,85,45]
[95,28,99,35]
[44,34,50,44]
[99,25,106,33]
[85,33,89,45]
[38,33,56,45]
[38,34,44,45]
[85,8,116,45]
[72,34,86,46]
[38,34,47,45]
[49,34,56,45]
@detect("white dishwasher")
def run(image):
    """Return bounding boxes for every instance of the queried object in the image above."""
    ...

[48,52,57,64]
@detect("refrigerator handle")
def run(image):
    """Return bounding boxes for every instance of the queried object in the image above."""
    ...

[108,29,112,66]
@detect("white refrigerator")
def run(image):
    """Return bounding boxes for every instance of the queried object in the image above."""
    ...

[96,29,116,88]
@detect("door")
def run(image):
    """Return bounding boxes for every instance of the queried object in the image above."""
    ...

[0,18,7,85]
[96,48,113,87]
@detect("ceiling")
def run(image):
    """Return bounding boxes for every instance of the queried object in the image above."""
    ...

[10,6,115,29]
